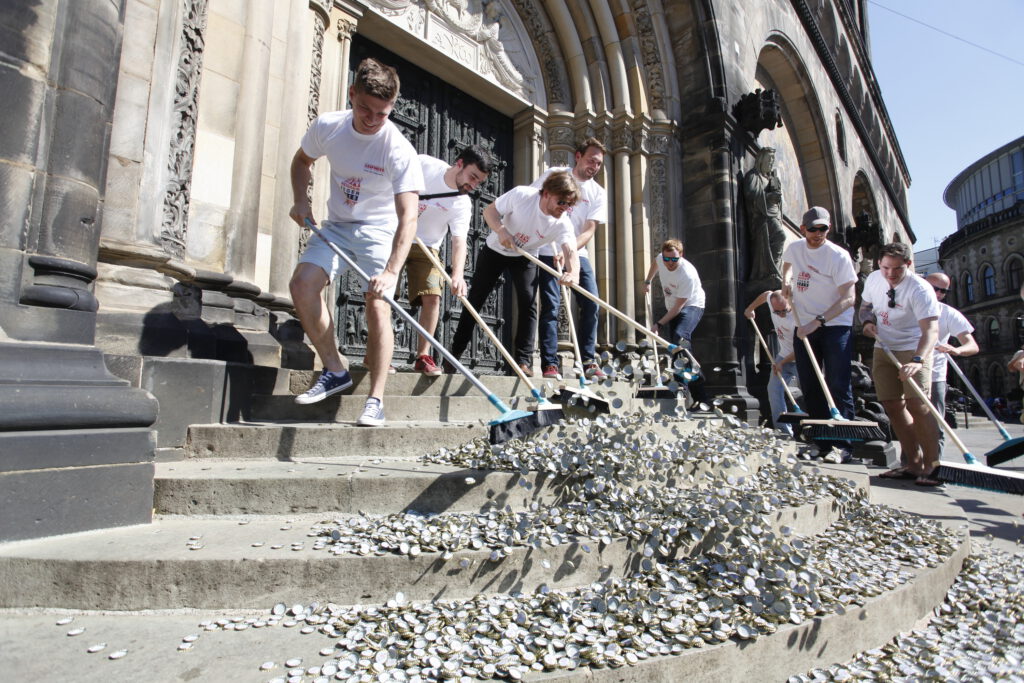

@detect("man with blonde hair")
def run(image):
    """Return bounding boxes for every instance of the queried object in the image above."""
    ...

[288,58,423,427]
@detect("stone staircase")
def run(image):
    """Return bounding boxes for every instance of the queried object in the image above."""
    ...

[0,367,971,681]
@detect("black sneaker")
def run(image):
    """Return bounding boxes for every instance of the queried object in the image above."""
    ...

[294,370,353,405]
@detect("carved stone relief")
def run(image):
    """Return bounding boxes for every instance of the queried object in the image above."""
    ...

[363,0,545,105]
[160,0,209,258]
[631,0,667,112]
[300,11,328,258]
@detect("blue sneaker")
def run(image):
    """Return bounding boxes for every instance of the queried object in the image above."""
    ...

[294,370,353,405]
[356,397,385,426]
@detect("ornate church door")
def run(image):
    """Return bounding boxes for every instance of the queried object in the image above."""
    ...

[333,35,514,374]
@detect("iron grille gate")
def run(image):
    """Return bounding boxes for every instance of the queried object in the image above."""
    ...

[332,35,514,374]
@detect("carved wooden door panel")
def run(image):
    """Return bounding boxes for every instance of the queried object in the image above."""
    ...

[335,35,513,373]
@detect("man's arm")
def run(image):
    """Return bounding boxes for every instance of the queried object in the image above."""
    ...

[656,298,687,329]
[899,317,937,381]
[369,191,418,297]
[576,219,597,251]
[559,242,580,286]
[798,280,855,338]
[483,202,514,250]
[936,331,978,357]
[643,259,659,294]
[780,262,792,299]
[743,290,773,319]
[288,148,316,226]
[448,235,468,298]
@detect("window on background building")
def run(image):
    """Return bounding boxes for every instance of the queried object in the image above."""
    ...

[835,113,846,163]
[982,265,996,297]
[964,273,975,303]
[1008,258,1023,293]
[989,318,1001,347]
[1014,312,1024,347]
[989,364,1004,399]
[946,281,957,307]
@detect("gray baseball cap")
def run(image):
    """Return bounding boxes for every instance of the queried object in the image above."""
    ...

[802,206,830,227]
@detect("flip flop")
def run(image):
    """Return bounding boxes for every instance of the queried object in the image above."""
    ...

[914,469,943,487]
[878,466,915,480]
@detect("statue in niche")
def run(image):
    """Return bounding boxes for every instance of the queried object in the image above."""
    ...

[845,210,884,266]
[743,147,786,288]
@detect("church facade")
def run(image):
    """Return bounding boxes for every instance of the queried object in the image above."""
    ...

[0,0,911,540]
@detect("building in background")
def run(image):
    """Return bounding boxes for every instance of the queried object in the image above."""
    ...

[939,135,1024,400]
[0,0,912,540]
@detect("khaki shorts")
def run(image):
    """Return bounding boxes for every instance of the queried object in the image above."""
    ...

[405,246,444,306]
[872,346,932,402]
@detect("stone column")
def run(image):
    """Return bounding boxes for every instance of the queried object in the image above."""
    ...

[611,120,635,345]
[0,0,158,541]
[223,4,274,284]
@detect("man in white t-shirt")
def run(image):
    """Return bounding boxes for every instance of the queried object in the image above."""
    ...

[924,272,978,456]
[404,147,493,376]
[744,289,800,436]
[530,137,607,380]
[781,206,858,463]
[288,58,424,427]
[643,239,708,405]
[445,172,580,376]
[859,242,941,485]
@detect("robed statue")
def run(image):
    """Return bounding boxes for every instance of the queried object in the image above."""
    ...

[743,147,786,288]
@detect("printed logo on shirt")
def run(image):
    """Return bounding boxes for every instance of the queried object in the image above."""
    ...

[341,177,361,206]
[513,231,530,246]
[879,310,891,326]
[795,270,811,292]
[364,163,385,175]
[418,201,448,217]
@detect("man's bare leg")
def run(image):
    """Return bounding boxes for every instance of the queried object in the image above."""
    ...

[364,292,393,400]
[416,294,441,357]
[289,263,344,372]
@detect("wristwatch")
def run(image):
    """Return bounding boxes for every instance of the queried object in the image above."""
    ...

[815,315,827,325]
[911,355,923,363]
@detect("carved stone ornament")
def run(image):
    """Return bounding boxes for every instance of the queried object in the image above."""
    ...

[160,0,209,258]
[548,126,574,147]
[363,0,543,104]
[733,88,784,138]
[631,0,667,112]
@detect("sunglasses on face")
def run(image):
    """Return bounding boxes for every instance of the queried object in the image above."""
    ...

[887,288,897,308]
[805,226,828,233]
[662,256,680,263]
[933,287,948,294]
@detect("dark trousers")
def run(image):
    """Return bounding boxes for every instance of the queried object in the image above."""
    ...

[538,255,600,367]
[450,245,538,365]
[793,324,855,450]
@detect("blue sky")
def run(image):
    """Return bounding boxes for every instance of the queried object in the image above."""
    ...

[867,0,1024,250]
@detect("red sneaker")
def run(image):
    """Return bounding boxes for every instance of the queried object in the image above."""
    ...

[542,365,561,379]
[414,354,442,377]
[584,362,607,380]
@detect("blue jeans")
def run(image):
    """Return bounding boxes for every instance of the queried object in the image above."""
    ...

[793,324,854,451]
[767,355,799,436]
[538,255,599,368]
[666,306,703,345]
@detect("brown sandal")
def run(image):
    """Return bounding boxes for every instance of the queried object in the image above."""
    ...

[914,469,943,487]
[878,466,915,480]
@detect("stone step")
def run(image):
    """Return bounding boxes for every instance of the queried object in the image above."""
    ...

[0,495,848,611]
[154,458,566,516]
[286,368,642,400]
[0,525,966,683]
[185,421,487,460]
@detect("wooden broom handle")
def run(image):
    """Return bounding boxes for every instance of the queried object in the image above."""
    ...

[748,317,799,407]
[415,238,536,389]
[788,298,842,417]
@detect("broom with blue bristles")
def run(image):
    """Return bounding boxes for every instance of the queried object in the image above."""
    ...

[942,354,1024,467]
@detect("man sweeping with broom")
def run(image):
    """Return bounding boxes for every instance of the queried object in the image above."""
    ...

[781,207,860,463]
[859,242,942,486]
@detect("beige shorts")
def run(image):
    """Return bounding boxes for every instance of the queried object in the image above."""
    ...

[405,246,444,306]
[872,346,932,402]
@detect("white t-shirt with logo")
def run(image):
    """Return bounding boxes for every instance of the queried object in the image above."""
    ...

[415,155,471,248]
[862,270,941,352]
[485,186,574,257]
[301,110,423,230]
[770,307,796,359]
[782,239,857,327]
[931,302,974,381]
[530,167,607,259]
[656,258,705,309]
